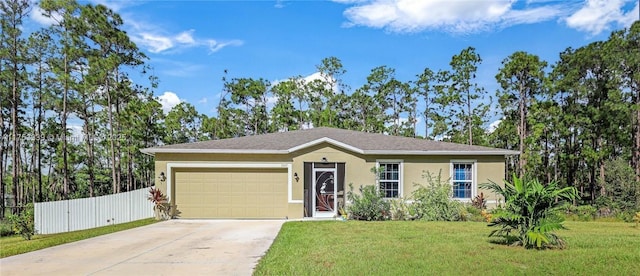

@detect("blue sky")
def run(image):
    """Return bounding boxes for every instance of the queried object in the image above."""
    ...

[29,0,639,134]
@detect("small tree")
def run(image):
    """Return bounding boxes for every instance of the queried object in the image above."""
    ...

[480,174,577,249]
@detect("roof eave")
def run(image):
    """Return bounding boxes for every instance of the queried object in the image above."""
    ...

[363,150,520,155]
[141,148,519,156]
[140,148,290,155]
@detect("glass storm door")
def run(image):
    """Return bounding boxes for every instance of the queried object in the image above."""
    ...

[313,168,337,218]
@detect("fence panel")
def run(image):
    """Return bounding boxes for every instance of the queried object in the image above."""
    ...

[35,188,154,234]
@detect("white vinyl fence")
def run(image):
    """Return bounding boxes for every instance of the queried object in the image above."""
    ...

[35,188,154,234]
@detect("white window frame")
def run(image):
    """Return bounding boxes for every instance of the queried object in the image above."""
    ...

[376,159,403,198]
[450,160,477,202]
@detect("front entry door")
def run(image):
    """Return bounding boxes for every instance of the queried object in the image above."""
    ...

[313,168,337,218]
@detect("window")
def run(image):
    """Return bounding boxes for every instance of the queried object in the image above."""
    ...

[452,163,474,199]
[378,162,401,198]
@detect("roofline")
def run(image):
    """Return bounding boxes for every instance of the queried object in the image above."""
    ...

[140,137,520,156]
[140,148,289,156]
[362,150,520,155]
[288,137,365,154]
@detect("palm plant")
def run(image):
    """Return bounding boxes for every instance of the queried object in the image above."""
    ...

[480,174,577,249]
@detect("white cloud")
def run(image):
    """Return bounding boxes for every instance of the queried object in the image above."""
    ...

[207,39,244,53]
[488,119,502,133]
[332,0,369,4]
[621,2,640,26]
[175,30,196,44]
[88,0,124,11]
[340,0,523,33]
[156,91,182,113]
[337,0,637,34]
[198,97,208,104]
[114,7,243,54]
[136,33,174,53]
[129,26,243,54]
[565,0,638,35]
[29,6,61,26]
[275,0,286,8]
[500,5,567,26]
[69,124,84,142]
[303,72,339,93]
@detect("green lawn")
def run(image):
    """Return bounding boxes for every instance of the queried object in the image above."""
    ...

[254,221,640,275]
[0,218,157,258]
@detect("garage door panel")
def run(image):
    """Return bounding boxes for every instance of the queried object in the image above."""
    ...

[174,168,288,218]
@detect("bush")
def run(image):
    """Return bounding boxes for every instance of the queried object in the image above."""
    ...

[346,184,390,221]
[460,204,485,222]
[7,203,36,240]
[481,174,577,249]
[410,171,464,221]
[0,220,14,237]
[148,187,172,220]
[572,205,597,221]
[389,198,423,221]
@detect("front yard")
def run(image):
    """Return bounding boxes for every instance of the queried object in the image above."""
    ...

[254,221,640,275]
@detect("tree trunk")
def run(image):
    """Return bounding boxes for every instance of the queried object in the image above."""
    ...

[635,87,640,183]
[11,33,20,212]
[106,76,118,194]
[82,111,96,197]
[62,53,70,199]
[518,80,527,177]
[0,122,5,218]
[35,56,45,203]
[466,90,473,145]
[0,18,5,219]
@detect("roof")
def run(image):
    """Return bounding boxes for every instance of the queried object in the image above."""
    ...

[141,127,520,156]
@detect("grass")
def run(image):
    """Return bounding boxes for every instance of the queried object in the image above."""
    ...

[254,221,640,275]
[0,218,157,258]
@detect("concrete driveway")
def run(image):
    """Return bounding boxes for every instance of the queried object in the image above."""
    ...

[0,220,284,276]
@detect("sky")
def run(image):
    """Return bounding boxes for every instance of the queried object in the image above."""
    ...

[27,0,640,136]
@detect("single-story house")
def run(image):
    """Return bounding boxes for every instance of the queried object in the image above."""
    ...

[141,127,518,219]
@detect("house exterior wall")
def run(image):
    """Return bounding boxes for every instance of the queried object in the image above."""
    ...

[290,144,375,201]
[152,143,507,219]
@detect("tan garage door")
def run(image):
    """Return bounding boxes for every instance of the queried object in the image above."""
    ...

[174,168,288,218]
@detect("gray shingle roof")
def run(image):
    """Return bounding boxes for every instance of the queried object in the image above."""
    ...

[141,127,519,155]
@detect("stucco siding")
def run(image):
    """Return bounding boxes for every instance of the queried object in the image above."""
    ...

[291,144,375,200]
[152,146,508,218]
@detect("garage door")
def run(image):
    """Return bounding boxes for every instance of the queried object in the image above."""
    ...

[174,168,288,218]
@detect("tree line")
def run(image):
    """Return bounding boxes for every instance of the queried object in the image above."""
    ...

[1,0,638,218]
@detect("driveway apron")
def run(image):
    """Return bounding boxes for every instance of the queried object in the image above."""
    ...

[0,220,284,276]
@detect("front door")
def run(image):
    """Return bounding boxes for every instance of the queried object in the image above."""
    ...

[313,168,336,218]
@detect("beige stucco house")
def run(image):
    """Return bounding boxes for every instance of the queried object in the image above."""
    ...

[141,127,518,219]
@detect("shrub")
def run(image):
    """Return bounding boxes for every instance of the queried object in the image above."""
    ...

[480,174,577,249]
[148,187,171,220]
[346,184,390,221]
[7,203,36,240]
[410,171,463,221]
[460,204,485,222]
[573,205,597,221]
[0,220,15,237]
[389,198,421,221]
[471,192,487,210]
